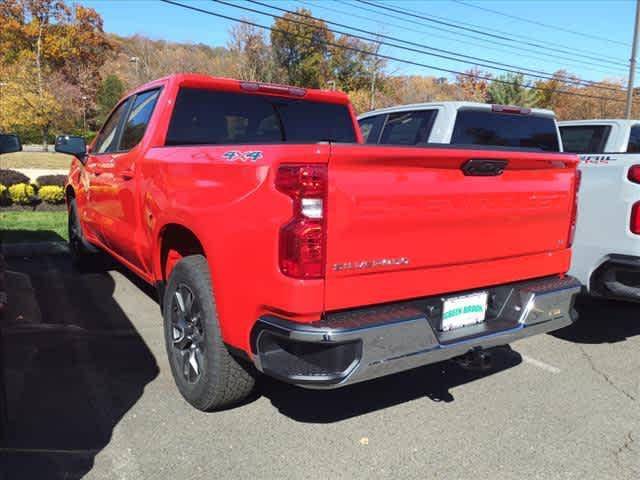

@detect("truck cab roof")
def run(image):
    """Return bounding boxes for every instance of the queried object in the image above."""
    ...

[358,101,556,120]
[125,73,352,106]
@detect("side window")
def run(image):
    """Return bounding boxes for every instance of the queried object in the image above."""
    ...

[628,125,640,153]
[93,98,131,154]
[358,115,385,144]
[119,89,161,151]
[379,110,437,145]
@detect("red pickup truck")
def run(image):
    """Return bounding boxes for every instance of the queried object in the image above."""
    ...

[55,74,581,411]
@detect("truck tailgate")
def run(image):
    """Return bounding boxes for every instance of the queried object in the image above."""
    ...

[325,144,577,310]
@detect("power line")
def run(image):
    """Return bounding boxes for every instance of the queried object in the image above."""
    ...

[232,0,625,93]
[380,0,630,64]
[299,0,628,77]
[452,0,630,47]
[160,0,627,103]
[355,0,630,70]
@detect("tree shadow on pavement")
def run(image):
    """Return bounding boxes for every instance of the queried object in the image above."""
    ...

[261,345,522,423]
[0,255,159,480]
[551,295,640,344]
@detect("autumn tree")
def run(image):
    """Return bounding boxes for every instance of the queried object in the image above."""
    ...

[487,73,542,107]
[455,67,491,102]
[228,22,280,83]
[95,74,124,125]
[271,8,333,88]
[0,0,112,148]
[329,36,377,92]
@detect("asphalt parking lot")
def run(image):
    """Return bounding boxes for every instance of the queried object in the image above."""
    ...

[1,254,638,480]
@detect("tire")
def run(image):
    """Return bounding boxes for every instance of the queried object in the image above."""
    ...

[163,255,255,411]
[67,199,97,270]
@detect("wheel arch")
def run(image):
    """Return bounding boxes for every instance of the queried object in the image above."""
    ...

[155,223,206,283]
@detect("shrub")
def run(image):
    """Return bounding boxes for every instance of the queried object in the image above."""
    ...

[0,169,30,187]
[36,174,67,187]
[38,185,65,204]
[8,183,36,205]
[0,184,8,206]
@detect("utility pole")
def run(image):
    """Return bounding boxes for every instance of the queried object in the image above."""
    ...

[625,0,640,119]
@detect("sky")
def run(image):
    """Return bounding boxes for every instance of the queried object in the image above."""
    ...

[82,0,638,85]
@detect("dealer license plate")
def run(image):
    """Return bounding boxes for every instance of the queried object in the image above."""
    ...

[441,292,488,331]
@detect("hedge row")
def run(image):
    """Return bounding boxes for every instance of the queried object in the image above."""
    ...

[0,182,65,206]
[0,169,66,206]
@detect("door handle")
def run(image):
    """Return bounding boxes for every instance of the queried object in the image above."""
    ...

[120,168,134,180]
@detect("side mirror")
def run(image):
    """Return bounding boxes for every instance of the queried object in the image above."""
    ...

[0,134,22,155]
[55,135,87,162]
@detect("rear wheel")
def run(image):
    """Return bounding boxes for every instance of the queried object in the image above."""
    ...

[163,255,255,411]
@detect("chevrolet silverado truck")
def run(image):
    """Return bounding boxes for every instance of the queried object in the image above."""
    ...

[358,101,562,151]
[560,119,640,301]
[54,75,580,411]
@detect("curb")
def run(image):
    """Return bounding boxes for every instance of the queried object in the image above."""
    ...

[2,242,69,258]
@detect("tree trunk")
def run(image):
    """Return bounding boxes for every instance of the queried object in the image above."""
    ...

[42,125,48,152]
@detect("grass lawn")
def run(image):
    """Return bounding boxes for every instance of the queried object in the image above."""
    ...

[0,211,68,244]
[0,151,72,170]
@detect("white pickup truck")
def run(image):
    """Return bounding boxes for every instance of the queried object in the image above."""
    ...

[357,101,562,151]
[559,119,640,301]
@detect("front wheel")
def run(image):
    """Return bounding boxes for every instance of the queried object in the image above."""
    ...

[163,255,256,411]
[67,199,96,270]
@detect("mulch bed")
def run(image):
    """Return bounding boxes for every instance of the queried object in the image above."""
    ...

[0,203,67,212]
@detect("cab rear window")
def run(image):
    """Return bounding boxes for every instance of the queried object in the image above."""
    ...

[166,88,357,145]
[559,125,611,153]
[451,110,560,151]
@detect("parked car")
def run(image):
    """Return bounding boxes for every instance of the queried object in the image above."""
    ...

[358,101,562,151]
[55,75,581,411]
[0,134,22,156]
[559,119,640,301]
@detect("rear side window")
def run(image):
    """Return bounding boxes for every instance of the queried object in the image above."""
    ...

[379,110,437,145]
[560,125,611,153]
[93,98,131,154]
[165,88,357,145]
[358,115,385,144]
[628,125,640,153]
[451,110,560,151]
[119,89,160,151]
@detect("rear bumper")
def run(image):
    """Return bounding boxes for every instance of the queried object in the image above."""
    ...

[251,275,581,388]
[590,255,640,302]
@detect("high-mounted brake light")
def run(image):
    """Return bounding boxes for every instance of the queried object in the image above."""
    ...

[628,165,640,183]
[568,169,581,247]
[276,164,327,279]
[240,81,306,97]
[491,105,531,115]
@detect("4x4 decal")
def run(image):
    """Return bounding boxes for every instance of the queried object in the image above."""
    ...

[222,151,263,162]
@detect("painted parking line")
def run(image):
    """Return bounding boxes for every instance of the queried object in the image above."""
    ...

[521,355,561,374]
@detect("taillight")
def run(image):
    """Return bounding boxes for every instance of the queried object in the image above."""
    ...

[628,165,640,183]
[568,169,581,247]
[631,202,640,234]
[276,164,327,279]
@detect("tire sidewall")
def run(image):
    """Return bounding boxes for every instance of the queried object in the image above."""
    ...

[163,257,222,409]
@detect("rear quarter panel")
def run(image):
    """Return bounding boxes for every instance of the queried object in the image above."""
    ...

[141,144,331,351]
